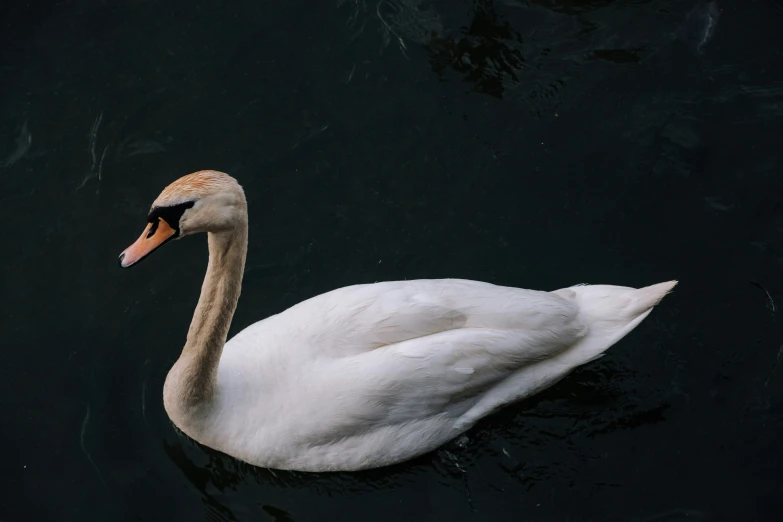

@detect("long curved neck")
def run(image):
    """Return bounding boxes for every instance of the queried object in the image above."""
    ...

[163,217,248,425]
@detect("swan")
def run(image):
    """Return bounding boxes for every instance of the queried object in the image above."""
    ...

[119,170,676,472]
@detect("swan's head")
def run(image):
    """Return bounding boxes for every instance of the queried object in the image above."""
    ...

[119,170,246,268]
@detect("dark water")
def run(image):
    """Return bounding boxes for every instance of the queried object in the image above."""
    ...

[2,0,783,520]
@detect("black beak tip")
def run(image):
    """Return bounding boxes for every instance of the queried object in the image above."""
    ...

[118,253,126,268]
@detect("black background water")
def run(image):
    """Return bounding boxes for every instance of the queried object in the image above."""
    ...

[2,0,782,520]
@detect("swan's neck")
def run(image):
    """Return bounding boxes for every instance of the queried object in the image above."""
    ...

[163,221,247,426]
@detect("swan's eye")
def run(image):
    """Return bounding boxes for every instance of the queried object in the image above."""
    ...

[146,218,160,238]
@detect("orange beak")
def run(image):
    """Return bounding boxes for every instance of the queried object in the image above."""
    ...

[118,218,177,268]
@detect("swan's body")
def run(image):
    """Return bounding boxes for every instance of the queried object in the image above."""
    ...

[120,170,676,472]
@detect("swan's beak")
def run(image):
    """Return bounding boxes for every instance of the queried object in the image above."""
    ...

[118,218,177,268]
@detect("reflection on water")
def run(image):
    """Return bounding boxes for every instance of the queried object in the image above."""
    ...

[682,1,721,55]
[338,0,681,112]
[1,120,31,168]
[427,3,524,99]
[337,0,727,115]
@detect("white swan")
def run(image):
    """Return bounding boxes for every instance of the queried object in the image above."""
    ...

[119,170,676,472]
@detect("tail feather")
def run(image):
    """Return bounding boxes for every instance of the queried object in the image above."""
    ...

[452,280,676,429]
[574,280,678,322]
[632,280,678,312]
[555,280,677,365]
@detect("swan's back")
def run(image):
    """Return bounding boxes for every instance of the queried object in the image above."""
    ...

[279,278,585,356]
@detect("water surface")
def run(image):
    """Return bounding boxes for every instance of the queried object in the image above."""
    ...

[2,0,782,520]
